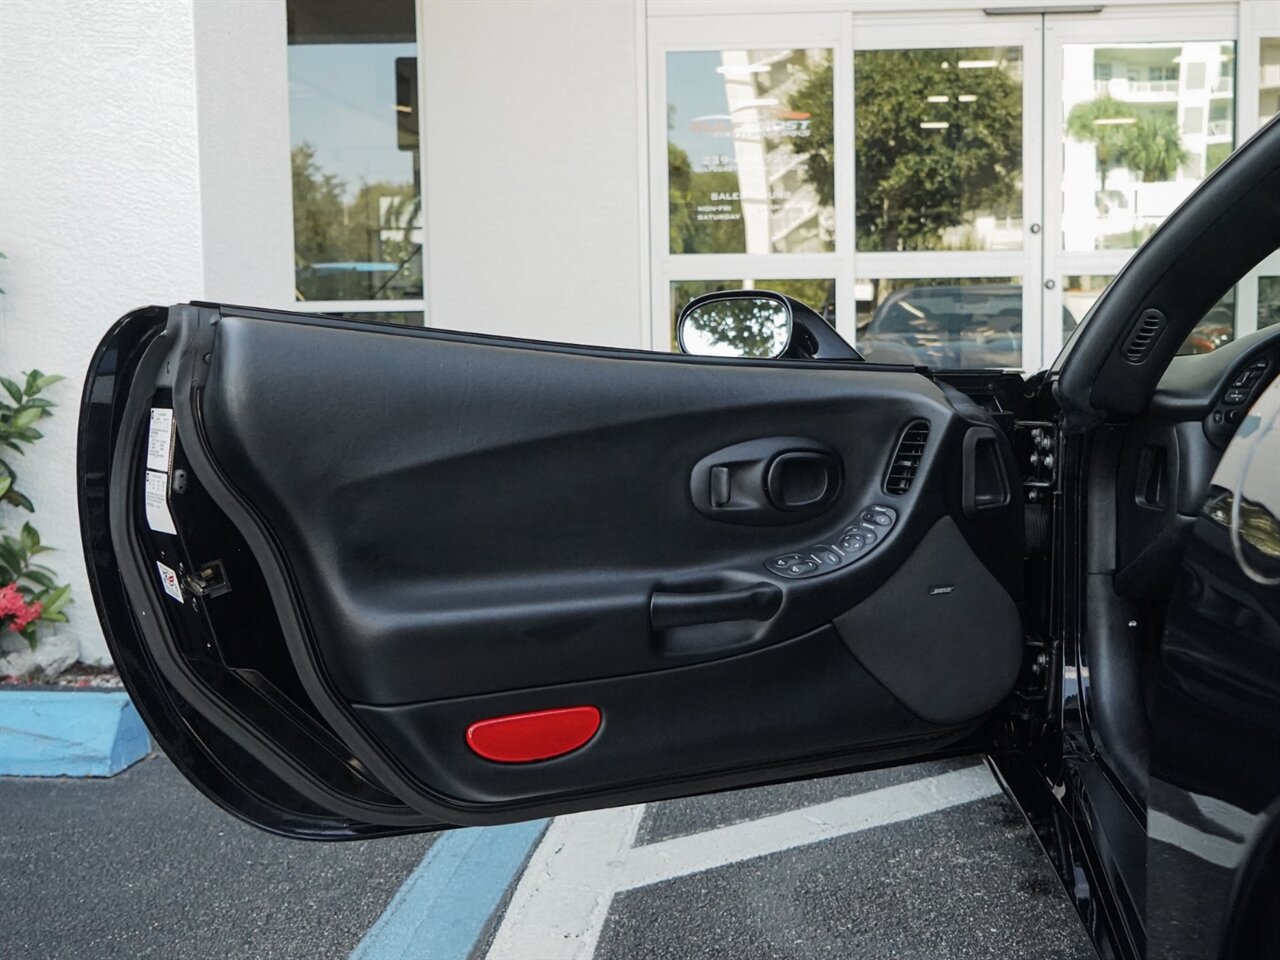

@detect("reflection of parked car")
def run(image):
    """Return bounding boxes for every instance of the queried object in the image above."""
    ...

[1181,304,1235,355]
[858,284,1077,369]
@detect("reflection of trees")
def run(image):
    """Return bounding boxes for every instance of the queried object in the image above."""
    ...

[668,143,746,254]
[790,64,834,211]
[801,52,1022,252]
[1066,96,1187,188]
[684,298,788,358]
[291,143,422,300]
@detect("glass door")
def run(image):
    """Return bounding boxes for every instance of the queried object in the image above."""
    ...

[649,12,849,351]
[1045,7,1241,359]
[648,3,1260,370]
[850,13,1043,371]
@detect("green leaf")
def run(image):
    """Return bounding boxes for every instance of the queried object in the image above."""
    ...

[31,374,63,394]
[0,473,9,499]
[20,522,39,552]
[23,370,41,395]
[40,584,72,618]
[0,540,24,571]
[12,406,42,430]
[0,377,21,405]
[5,490,34,511]
[22,569,56,589]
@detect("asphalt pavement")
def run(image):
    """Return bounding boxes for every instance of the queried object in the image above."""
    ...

[2,754,1097,960]
[0,756,433,960]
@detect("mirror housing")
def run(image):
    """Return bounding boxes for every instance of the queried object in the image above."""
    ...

[677,291,793,360]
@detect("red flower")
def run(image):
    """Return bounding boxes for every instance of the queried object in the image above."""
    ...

[0,582,42,632]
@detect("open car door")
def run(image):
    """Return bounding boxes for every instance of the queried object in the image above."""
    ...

[79,303,1026,837]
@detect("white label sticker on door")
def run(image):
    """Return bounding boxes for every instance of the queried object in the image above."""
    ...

[144,469,177,535]
[156,561,183,603]
[147,408,174,473]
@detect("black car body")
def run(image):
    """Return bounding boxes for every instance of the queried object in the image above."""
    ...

[77,120,1280,959]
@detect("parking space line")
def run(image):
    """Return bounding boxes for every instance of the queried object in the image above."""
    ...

[486,804,646,960]
[349,818,547,960]
[617,764,1000,890]
[485,764,999,960]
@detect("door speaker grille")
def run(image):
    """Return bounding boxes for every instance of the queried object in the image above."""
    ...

[884,420,930,495]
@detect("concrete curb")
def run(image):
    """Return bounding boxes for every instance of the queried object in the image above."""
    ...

[0,689,150,777]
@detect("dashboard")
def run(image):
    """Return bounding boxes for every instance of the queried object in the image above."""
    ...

[1115,324,1280,600]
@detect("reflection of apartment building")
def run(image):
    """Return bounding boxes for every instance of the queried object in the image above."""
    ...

[1262,38,1280,122]
[719,49,830,255]
[1064,42,1235,249]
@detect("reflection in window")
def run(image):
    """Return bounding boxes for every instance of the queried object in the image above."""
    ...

[1061,41,1234,252]
[1067,269,1280,356]
[1261,38,1280,127]
[1261,277,1280,330]
[670,280,835,350]
[855,278,1046,370]
[854,47,1023,252]
[667,50,834,255]
[287,0,421,303]
[319,310,425,326]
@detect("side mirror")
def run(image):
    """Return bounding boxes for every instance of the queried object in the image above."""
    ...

[676,291,793,359]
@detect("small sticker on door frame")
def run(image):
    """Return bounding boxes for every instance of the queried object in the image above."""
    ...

[147,408,174,473]
[156,561,183,603]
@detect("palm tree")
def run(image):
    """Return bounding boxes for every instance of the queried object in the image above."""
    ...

[1122,113,1188,182]
[1066,96,1137,191]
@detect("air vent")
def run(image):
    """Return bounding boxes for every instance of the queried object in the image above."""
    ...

[1122,308,1166,364]
[884,420,930,495]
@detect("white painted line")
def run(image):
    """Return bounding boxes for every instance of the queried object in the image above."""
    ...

[485,764,999,960]
[486,804,645,960]
[1149,810,1246,869]
[1189,792,1262,840]
[617,764,1000,890]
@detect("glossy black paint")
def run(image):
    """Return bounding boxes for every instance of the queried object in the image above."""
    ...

[1146,379,1280,960]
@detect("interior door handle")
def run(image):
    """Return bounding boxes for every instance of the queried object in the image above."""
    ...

[690,437,843,525]
[650,583,782,631]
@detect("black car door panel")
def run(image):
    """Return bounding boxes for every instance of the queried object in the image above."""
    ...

[84,303,1025,832]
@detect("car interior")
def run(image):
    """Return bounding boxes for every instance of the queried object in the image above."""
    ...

[1048,121,1280,918]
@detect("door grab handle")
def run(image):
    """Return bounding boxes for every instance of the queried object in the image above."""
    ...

[650,583,782,631]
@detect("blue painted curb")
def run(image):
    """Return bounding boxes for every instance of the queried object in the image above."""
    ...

[350,818,549,960]
[0,689,150,777]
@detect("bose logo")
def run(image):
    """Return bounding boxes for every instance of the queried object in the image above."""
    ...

[928,584,956,596]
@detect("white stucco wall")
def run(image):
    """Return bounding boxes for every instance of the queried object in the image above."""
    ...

[0,0,207,664]
[420,0,647,347]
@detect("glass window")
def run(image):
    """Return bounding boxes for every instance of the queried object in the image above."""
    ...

[667,49,834,255]
[854,47,1024,252]
[1260,38,1280,127]
[287,0,422,303]
[670,280,835,350]
[1061,41,1235,252]
[1066,262,1280,357]
[320,310,425,326]
[855,278,1042,370]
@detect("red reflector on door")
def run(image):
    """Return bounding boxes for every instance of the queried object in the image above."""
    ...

[465,706,601,763]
